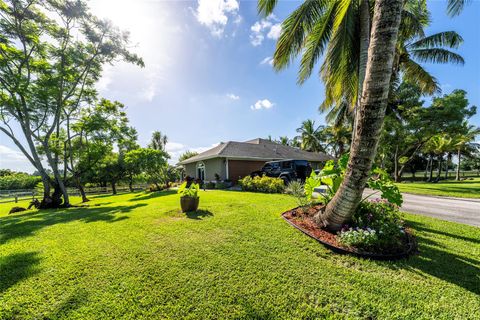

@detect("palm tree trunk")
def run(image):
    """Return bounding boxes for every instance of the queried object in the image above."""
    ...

[456,149,461,180]
[317,0,403,230]
[352,0,370,142]
[394,145,399,182]
[437,156,442,179]
[445,153,450,179]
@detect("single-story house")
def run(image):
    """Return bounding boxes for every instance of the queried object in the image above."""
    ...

[178,138,334,182]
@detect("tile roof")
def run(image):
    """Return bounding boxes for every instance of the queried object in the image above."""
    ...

[178,138,334,164]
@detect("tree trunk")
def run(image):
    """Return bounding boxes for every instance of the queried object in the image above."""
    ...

[424,158,429,179]
[129,176,134,192]
[437,156,442,180]
[429,155,434,181]
[456,149,461,181]
[76,177,89,203]
[352,0,370,142]
[317,0,403,230]
[111,182,117,195]
[398,165,405,182]
[394,145,399,182]
[445,153,450,179]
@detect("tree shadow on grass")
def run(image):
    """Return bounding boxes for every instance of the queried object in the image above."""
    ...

[186,210,213,220]
[45,288,88,319]
[380,221,480,295]
[0,203,146,244]
[129,190,177,201]
[408,220,480,245]
[0,251,41,294]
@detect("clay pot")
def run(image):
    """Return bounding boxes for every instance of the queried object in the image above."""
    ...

[180,196,199,212]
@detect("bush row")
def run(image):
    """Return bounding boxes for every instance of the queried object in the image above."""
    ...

[238,175,285,193]
[0,174,42,190]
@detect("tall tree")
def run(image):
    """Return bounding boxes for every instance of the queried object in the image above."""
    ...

[149,131,168,151]
[67,99,137,201]
[319,0,404,229]
[454,125,480,180]
[125,148,169,190]
[178,151,199,163]
[296,119,325,152]
[0,0,143,207]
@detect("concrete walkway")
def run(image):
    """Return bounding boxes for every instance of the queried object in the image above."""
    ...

[365,190,480,227]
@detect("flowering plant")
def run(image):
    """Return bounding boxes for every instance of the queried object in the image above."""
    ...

[337,199,406,251]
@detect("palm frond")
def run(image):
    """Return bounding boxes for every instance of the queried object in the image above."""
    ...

[409,31,463,49]
[447,0,471,17]
[399,0,429,40]
[401,59,440,95]
[257,0,278,16]
[411,48,464,65]
[297,4,335,84]
[320,0,358,110]
[273,0,327,71]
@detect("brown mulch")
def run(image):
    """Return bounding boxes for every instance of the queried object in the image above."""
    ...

[282,205,417,259]
[283,204,345,249]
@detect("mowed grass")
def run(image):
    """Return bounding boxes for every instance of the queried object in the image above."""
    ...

[0,191,479,319]
[397,177,480,198]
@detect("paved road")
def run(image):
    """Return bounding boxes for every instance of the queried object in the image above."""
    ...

[365,191,480,227]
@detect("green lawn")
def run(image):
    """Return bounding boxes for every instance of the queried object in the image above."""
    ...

[1,191,479,319]
[396,177,480,198]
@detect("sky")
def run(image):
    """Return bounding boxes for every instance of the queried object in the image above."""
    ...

[1,0,479,172]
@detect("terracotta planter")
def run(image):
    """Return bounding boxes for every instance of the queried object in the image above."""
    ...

[180,196,199,212]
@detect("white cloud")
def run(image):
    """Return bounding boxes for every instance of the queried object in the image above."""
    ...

[226,93,240,100]
[0,145,35,173]
[250,15,281,46]
[165,142,186,153]
[250,99,275,110]
[267,23,282,39]
[194,0,240,37]
[260,56,274,66]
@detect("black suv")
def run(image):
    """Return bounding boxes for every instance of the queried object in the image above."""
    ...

[251,160,312,183]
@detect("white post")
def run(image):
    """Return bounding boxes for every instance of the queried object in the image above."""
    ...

[226,158,229,180]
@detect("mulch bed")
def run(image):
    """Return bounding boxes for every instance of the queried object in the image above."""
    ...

[282,205,417,260]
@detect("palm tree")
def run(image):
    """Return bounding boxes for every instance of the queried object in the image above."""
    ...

[322,124,351,158]
[296,120,325,152]
[317,0,404,230]
[260,0,467,230]
[149,131,168,151]
[260,0,463,132]
[278,136,290,146]
[454,125,480,180]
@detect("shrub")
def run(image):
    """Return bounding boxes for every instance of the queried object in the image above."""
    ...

[238,175,284,193]
[148,184,165,192]
[286,181,310,207]
[205,182,216,189]
[304,154,403,207]
[337,228,379,249]
[337,200,406,251]
[178,181,200,198]
[0,173,41,190]
[215,182,226,189]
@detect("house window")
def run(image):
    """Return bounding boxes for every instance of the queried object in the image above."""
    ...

[196,162,205,181]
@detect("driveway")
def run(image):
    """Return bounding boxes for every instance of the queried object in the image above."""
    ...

[364,191,480,227]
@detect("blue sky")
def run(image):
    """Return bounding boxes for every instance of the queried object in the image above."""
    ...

[1,0,479,171]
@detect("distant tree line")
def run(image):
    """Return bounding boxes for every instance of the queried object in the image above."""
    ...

[270,86,479,182]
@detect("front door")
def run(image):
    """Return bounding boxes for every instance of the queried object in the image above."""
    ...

[197,163,205,181]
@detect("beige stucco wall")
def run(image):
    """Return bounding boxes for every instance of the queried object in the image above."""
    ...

[184,163,196,178]
[184,158,227,181]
